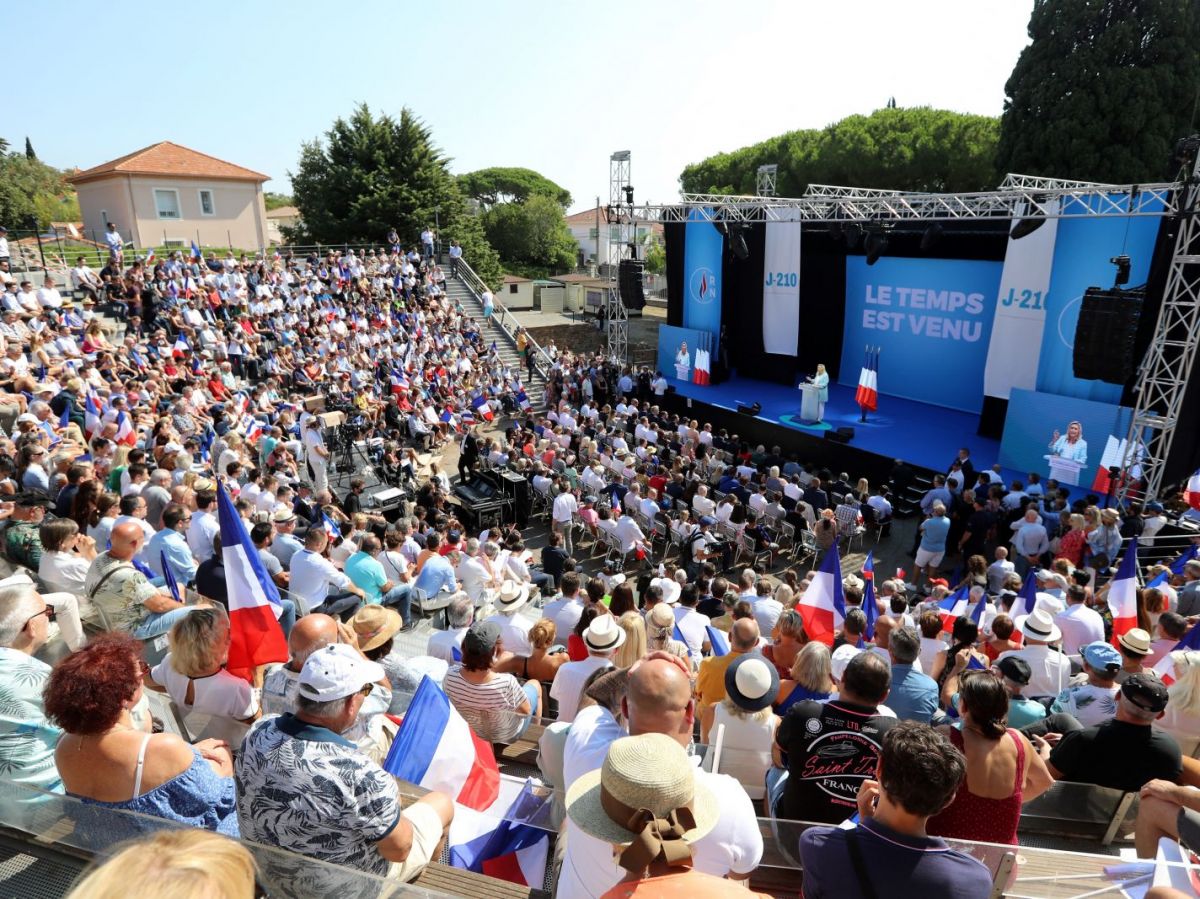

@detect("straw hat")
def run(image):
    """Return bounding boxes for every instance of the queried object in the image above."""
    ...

[565,733,719,868]
[647,602,676,633]
[1014,608,1062,644]
[583,614,626,654]
[350,605,402,653]
[725,654,780,712]
[496,579,530,613]
[1117,627,1152,656]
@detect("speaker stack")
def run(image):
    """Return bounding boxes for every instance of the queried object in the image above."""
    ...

[618,259,646,310]
[1072,287,1143,384]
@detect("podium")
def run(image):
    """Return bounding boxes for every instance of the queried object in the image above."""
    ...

[799,384,821,423]
[1046,455,1084,486]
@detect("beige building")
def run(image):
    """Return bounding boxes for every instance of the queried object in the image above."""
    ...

[67,142,270,251]
[265,205,301,244]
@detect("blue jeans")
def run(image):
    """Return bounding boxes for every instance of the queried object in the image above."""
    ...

[277,599,297,637]
[516,681,540,739]
[134,605,201,640]
[381,584,413,623]
[765,767,788,818]
[314,591,362,621]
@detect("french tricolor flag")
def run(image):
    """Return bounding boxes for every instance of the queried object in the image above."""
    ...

[448,780,550,887]
[706,625,730,656]
[1153,620,1200,684]
[855,346,879,413]
[1108,540,1140,649]
[516,388,531,411]
[216,482,288,682]
[471,395,494,422]
[1169,545,1199,575]
[938,585,971,631]
[861,551,878,640]
[1186,469,1200,511]
[172,333,189,358]
[384,676,501,811]
[241,414,264,444]
[114,410,137,447]
[798,540,847,645]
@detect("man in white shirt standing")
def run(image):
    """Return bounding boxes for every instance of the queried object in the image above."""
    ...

[987,547,1016,595]
[543,572,585,643]
[551,482,578,555]
[1054,584,1105,659]
[550,615,624,724]
[185,484,221,563]
[302,418,330,494]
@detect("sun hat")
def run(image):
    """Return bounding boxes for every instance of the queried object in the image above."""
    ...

[1117,627,1152,656]
[647,602,676,632]
[1121,672,1169,713]
[496,579,530,613]
[272,508,296,523]
[725,654,780,712]
[584,614,627,654]
[1014,608,1062,644]
[350,605,402,653]
[1082,641,1122,675]
[842,574,864,591]
[996,656,1032,686]
[565,733,719,870]
[651,576,681,605]
[298,643,385,702]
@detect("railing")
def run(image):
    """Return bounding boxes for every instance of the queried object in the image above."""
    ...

[451,256,554,384]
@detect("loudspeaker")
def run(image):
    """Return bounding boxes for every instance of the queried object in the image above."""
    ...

[825,427,855,444]
[618,259,646,310]
[736,402,762,416]
[1073,287,1143,384]
[495,469,530,527]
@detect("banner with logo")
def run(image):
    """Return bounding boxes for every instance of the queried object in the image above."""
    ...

[682,209,723,359]
[762,215,801,355]
[982,200,1059,401]
[839,256,1003,412]
[1035,194,1163,403]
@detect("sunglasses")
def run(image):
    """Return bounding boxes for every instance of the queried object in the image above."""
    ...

[25,606,55,627]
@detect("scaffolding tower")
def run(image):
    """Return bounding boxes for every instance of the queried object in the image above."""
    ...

[606,151,632,363]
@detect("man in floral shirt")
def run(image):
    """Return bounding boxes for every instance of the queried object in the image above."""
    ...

[236,644,453,886]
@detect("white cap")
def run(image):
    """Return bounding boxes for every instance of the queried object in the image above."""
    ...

[298,643,385,702]
[830,644,863,681]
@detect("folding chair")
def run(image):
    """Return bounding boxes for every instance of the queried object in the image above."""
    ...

[741,531,773,570]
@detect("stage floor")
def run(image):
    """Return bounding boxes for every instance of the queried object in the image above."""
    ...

[668,374,1004,480]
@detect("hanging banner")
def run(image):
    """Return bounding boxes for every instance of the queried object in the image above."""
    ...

[682,209,723,360]
[762,215,802,355]
[982,199,1059,400]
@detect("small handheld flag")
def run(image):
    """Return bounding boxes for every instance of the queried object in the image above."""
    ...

[58,404,70,429]
[1018,569,1039,616]
[862,551,878,640]
[706,625,730,656]
[161,551,182,603]
[190,240,202,261]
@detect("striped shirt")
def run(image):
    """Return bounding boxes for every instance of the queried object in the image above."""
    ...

[442,666,527,743]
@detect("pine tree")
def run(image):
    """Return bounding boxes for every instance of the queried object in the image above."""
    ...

[997,0,1200,183]
[290,103,502,286]
[24,137,35,160]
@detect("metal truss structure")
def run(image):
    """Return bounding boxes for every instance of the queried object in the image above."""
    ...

[756,164,778,197]
[1117,151,1200,505]
[634,169,1200,503]
[606,151,632,362]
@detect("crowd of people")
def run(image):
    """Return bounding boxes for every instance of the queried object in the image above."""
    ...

[0,233,1199,898]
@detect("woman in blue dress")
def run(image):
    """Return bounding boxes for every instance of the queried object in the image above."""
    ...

[45,633,239,843]
[807,363,830,422]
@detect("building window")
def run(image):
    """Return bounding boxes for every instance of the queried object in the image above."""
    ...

[154,189,181,220]
[588,228,598,240]
[198,189,215,217]
[609,226,621,241]
[509,283,519,294]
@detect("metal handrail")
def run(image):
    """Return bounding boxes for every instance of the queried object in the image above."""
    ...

[452,256,554,383]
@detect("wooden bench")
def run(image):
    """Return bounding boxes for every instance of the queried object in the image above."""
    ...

[412,861,550,899]
[1017,780,1139,846]
[496,721,547,770]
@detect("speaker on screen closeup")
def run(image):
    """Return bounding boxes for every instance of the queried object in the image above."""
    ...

[1072,286,1143,384]
[618,259,646,310]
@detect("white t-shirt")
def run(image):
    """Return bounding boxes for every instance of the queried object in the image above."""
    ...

[544,596,585,645]
[673,606,709,665]
[562,704,624,789]
[1054,603,1106,658]
[550,656,612,724]
[427,627,468,663]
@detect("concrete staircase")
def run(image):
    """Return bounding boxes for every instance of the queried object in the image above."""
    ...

[443,271,548,410]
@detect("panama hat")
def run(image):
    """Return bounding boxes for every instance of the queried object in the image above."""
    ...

[565,733,719,867]
[725,654,780,712]
[350,605,403,653]
[1014,608,1062,644]
[1117,627,1152,656]
[583,614,626,653]
[496,579,530,613]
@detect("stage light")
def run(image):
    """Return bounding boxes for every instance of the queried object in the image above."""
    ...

[1110,254,1131,286]
[623,185,635,205]
[844,222,863,249]
[1010,217,1045,240]
[920,223,943,251]
[729,225,750,261]
[865,231,888,266]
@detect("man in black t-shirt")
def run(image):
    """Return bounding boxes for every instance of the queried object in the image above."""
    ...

[1036,673,1181,793]
[771,650,895,823]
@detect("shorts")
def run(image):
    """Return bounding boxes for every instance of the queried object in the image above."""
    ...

[389,802,444,883]
[1179,806,1200,854]
[915,547,945,569]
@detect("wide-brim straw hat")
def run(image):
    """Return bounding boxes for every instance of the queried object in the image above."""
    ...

[496,579,530,612]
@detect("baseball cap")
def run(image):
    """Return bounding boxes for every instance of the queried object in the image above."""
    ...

[297,643,385,702]
[699,515,717,526]
[996,656,1032,686]
[1081,641,1122,675]
[462,621,501,658]
[1121,673,1169,714]
[1146,502,1165,512]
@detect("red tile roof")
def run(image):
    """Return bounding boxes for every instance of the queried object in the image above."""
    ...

[67,141,269,184]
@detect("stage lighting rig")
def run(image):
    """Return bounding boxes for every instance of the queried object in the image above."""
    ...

[864,225,892,266]
[623,185,635,205]
[844,222,863,249]
[1110,254,1131,287]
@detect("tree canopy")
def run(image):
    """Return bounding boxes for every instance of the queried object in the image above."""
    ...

[997,0,1200,184]
[458,167,571,209]
[0,146,80,230]
[264,191,294,211]
[289,103,502,286]
[481,193,578,273]
[679,107,1000,195]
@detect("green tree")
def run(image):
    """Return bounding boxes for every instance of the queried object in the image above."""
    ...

[264,191,295,211]
[997,0,1200,184]
[0,152,78,229]
[24,137,35,160]
[458,167,572,209]
[481,193,577,272]
[680,107,1000,195]
[289,103,502,286]
[644,241,666,275]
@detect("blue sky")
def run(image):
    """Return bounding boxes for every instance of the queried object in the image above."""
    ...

[8,0,1033,213]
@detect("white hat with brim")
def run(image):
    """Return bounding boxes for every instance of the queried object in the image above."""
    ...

[565,733,719,850]
[651,577,681,605]
[496,579,530,612]
[1014,608,1062,644]
[584,614,627,653]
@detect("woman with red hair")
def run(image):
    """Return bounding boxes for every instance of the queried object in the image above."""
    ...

[45,633,238,836]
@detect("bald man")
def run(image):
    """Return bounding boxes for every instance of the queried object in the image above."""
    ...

[695,617,761,713]
[261,612,393,750]
[557,655,764,895]
[84,520,205,639]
